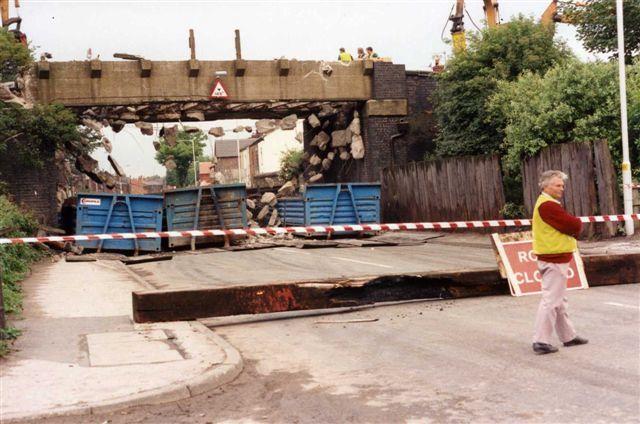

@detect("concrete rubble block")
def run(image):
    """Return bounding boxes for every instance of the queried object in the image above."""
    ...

[135,122,154,136]
[318,104,338,118]
[164,125,178,146]
[186,111,205,121]
[209,127,225,137]
[295,131,303,143]
[153,140,161,151]
[311,131,330,148]
[165,157,177,170]
[82,118,103,132]
[98,171,117,189]
[339,150,351,161]
[246,210,253,220]
[245,126,253,133]
[307,114,321,128]
[327,151,335,161]
[349,117,361,135]
[277,181,295,197]
[265,177,276,188]
[233,125,245,133]
[322,158,332,171]
[309,173,323,183]
[261,192,277,206]
[246,198,256,209]
[309,154,322,166]
[181,102,199,111]
[255,119,277,134]
[351,134,365,159]
[184,126,201,134]
[257,205,270,221]
[268,209,279,227]
[110,120,126,133]
[280,114,298,130]
[249,220,259,228]
[331,129,352,148]
[102,137,113,153]
[302,151,310,161]
[157,112,181,121]
[76,154,98,174]
[120,112,139,122]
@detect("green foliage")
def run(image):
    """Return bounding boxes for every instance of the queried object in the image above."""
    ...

[561,0,640,63]
[0,102,100,167]
[278,148,304,182]
[0,28,32,82]
[155,130,207,187]
[433,16,571,157]
[0,195,43,356]
[488,60,640,178]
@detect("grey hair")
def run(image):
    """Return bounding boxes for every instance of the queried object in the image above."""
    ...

[538,170,568,190]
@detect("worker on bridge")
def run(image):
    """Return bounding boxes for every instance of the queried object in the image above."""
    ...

[338,47,354,64]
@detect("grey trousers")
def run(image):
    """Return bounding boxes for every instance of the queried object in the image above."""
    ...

[533,260,577,345]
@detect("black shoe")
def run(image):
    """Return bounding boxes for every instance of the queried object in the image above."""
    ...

[563,336,588,347]
[532,342,559,354]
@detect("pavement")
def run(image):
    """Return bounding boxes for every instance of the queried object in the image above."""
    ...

[0,258,243,423]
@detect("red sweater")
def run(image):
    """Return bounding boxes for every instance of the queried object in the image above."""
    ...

[536,201,582,263]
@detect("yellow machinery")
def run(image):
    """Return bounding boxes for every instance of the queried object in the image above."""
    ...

[1,0,26,45]
[450,0,500,54]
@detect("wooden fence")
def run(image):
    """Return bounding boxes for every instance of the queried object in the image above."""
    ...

[380,155,506,223]
[522,140,620,238]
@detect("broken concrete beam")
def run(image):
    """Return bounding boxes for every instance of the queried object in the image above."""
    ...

[256,119,277,134]
[322,158,332,171]
[327,151,335,161]
[157,112,181,121]
[120,112,139,122]
[309,154,322,166]
[163,125,178,146]
[268,209,278,226]
[261,192,277,207]
[339,150,351,161]
[209,127,225,137]
[108,155,125,176]
[246,198,256,209]
[233,125,245,133]
[153,140,161,151]
[349,116,361,135]
[318,104,337,118]
[82,118,103,133]
[307,114,321,129]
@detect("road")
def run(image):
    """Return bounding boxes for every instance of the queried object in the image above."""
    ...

[31,283,639,424]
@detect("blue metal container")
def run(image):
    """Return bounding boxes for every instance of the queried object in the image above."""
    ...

[76,193,164,253]
[164,184,248,248]
[277,183,381,227]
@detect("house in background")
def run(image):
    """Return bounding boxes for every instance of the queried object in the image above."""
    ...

[213,138,259,183]
[198,161,214,185]
[239,121,303,188]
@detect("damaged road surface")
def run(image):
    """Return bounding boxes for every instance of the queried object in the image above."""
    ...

[34,284,640,424]
[129,236,640,322]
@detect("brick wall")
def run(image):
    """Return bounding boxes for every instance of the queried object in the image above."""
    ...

[405,71,436,115]
[0,143,58,225]
[372,62,407,99]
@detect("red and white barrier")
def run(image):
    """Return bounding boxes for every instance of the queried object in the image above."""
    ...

[1,214,639,245]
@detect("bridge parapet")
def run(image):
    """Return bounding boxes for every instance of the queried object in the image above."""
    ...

[28,59,373,107]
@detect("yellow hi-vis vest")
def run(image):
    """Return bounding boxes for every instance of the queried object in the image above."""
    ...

[339,52,352,63]
[532,193,577,255]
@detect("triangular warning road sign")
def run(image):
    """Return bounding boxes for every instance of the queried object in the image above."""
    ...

[210,78,229,99]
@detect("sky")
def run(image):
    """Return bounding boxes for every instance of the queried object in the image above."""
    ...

[13,0,601,177]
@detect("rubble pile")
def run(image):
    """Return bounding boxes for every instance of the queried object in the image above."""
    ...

[300,103,364,184]
[245,178,298,228]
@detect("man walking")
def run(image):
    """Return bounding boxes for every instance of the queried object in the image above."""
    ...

[532,170,588,354]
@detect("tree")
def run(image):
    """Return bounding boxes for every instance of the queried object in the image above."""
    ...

[155,130,207,187]
[561,0,640,64]
[0,102,100,167]
[0,28,31,82]
[433,16,572,158]
[488,59,640,178]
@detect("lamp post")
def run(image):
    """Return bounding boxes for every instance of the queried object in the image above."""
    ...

[616,0,634,235]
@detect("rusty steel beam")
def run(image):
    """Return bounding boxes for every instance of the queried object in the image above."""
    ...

[132,253,639,323]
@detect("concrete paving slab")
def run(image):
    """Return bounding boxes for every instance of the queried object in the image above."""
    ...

[0,260,242,422]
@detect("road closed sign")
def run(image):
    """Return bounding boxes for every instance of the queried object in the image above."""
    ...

[491,231,588,296]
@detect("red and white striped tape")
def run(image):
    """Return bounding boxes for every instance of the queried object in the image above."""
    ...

[1,214,639,245]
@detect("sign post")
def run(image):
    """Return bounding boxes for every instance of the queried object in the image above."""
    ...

[491,231,588,296]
